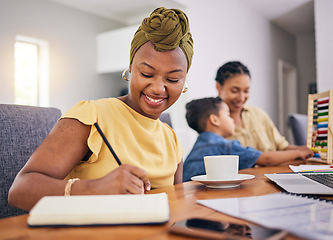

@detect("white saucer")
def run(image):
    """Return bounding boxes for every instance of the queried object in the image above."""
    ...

[191,174,255,189]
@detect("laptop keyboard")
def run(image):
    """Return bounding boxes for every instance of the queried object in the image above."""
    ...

[303,174,333,189]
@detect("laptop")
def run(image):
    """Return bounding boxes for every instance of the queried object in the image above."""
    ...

[265,173,333,195]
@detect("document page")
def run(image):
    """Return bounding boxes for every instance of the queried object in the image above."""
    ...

[197,193,333,240]
[289,164,333,172]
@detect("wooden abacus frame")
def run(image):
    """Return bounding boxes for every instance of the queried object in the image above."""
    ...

[307,89,333,164]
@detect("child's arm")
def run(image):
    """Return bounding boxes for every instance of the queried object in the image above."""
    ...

[284,145,309,150]
[256,147,314,166]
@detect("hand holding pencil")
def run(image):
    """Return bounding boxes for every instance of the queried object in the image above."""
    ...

[92,164,150,194]
[94,122,151,194]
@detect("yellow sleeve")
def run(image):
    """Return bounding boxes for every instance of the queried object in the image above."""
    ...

[60,100,102,163]
[61,100,97,125]
[259,108,289,150]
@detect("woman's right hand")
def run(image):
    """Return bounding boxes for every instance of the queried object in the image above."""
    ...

[297,147,314,160]
[89,164,151,195]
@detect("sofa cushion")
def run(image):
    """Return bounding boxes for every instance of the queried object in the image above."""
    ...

[0,104,61,219]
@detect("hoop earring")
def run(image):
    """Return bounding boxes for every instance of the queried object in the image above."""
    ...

[122,69,130,81]
[182,82,188,93]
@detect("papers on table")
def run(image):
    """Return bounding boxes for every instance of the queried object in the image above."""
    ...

[289,164,333,172]
[197,192,333,240]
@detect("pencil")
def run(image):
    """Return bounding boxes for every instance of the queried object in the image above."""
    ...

[94,122,122,166]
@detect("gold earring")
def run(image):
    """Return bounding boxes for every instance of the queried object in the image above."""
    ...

[182,82,188,93]
[122,69,130,81]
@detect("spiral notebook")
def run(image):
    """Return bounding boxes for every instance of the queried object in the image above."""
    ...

[28,193,169,227]
[197,192,333,240]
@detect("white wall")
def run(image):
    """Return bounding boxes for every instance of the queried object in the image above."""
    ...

[296,34,316,114]
[0,0,124,113]
[314,0,333,92]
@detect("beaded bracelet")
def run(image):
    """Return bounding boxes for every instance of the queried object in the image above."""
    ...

[64,178,80,196]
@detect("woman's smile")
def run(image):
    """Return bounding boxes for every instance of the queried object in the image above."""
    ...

[143,93,167,106]
[231,101,244,110]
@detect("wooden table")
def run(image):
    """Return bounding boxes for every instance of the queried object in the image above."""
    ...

[1,164,331,240]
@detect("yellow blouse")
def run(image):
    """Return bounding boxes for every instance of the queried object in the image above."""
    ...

[226,105,289,152]
[61,98,183,188]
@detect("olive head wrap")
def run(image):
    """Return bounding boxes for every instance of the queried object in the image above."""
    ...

[130,7,194,71]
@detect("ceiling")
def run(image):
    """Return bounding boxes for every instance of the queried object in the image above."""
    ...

[49,0,186,26]
[240,0,314,35]
[49,0,314,35]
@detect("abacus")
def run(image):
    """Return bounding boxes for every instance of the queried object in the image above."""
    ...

[307,89,333,164]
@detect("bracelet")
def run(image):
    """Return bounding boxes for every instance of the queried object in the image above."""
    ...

[64,178,80,196]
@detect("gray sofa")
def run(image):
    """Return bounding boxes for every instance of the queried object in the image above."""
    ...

[288,113,308,146]
[0,104,61,219]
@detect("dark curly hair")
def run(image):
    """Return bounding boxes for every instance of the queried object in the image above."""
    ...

[185,97,223,134]
[215,61,251,86]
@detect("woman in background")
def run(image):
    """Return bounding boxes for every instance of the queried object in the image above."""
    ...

[215,61,312,154]
[9,7,193,211]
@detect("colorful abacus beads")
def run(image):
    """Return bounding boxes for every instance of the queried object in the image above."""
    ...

[312,96,330,160]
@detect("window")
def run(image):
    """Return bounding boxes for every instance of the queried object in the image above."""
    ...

[14,35,49,107]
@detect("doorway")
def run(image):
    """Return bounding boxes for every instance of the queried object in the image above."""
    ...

[278,59,298,143]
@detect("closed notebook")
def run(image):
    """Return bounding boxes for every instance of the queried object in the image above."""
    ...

[28,193,169,227]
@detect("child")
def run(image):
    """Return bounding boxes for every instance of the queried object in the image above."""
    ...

[183,97,313,182]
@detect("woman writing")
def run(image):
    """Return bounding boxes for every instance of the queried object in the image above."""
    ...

[215,61,312,155]
[9,7,194,211]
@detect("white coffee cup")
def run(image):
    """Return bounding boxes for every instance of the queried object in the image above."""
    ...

[204,155,239,180]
